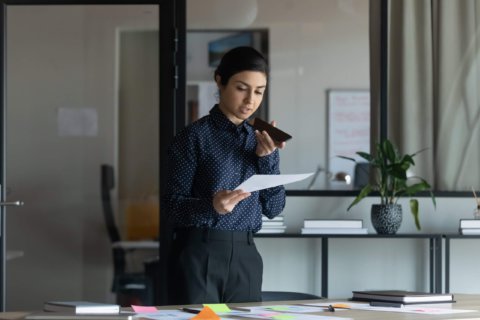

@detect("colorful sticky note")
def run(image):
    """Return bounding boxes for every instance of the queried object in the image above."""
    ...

[272,315,295,320]
[192,306,220,320]
[269,306,290,311]
[131,305,158,313]
[203,304,231,313]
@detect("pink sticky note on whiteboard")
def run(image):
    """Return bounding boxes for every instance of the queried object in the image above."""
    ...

[132,305,158,313]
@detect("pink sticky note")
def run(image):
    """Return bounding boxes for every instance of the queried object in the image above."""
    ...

[131,305,158,313]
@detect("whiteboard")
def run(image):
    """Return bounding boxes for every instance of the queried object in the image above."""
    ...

[327,90,370,187]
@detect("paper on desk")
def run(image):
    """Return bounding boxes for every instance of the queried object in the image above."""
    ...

[235,311,352,320]
[235,173,314,192]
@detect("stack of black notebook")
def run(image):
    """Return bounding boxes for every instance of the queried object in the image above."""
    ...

[352,290,454,304]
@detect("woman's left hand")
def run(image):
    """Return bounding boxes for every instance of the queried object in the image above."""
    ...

[255,120,286,157]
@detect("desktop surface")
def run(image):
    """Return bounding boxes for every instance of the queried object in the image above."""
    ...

[8,294,480,320]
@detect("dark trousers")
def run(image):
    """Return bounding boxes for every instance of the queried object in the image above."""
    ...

[168,228,263,305]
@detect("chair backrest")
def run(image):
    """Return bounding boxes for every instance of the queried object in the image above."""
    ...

[101,164,126,275]
[353,162,370,189]
[261,291,322,302]
[101,164,121,243]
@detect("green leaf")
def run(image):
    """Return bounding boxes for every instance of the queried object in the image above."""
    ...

[430,190,437,208]
[389,164,408,180]
[401,154,415,166]
[347,184,372,211]
[411,147,429,157]
[337,155,356,162]
[383,139,397,162]
[356,152,372,162]
[404,181,430,195]
[410,199,421,230]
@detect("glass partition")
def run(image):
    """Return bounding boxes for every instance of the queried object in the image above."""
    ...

[5,4,159,309]
[186,0,370,191]
[387,0,480,193]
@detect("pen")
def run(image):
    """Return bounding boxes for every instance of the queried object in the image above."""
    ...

[369,301,403,308]
[181,307,200,314]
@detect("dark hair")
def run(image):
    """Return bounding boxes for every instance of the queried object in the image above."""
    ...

[214,46,268,85]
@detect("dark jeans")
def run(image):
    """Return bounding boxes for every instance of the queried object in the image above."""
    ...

[168,228,263,305]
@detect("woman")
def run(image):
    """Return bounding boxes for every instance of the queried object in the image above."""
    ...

[163,46,286,304]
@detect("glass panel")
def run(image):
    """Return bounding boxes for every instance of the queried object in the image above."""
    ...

[387,0,480,193]
[186,0,370,191]
[5,5,159,309]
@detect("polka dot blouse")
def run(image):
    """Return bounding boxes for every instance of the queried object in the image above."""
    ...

[163,105,286,233]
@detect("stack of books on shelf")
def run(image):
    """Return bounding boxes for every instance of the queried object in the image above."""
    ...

[258,215,286,234]
[300,219,368,234]
[459,219,480,235]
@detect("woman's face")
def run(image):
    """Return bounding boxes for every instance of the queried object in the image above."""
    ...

[216,71,267,125]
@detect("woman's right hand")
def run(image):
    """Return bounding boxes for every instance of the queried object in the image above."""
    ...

[213,189,251,214]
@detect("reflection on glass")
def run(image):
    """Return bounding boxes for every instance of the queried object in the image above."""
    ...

[5,5,158,309]
[187,0,370,191]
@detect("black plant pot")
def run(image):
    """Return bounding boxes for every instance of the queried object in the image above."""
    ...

[371,204,402,234]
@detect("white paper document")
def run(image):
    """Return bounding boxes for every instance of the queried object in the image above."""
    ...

[235,173,314,192]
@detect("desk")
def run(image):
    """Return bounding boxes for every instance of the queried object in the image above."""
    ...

[256,233,443,297]
[11,294,480,320]
[12,294,480,319]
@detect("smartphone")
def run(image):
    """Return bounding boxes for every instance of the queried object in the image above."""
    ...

[249,118,292,142]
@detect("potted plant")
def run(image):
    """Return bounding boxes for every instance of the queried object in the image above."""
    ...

[340,139,436,234]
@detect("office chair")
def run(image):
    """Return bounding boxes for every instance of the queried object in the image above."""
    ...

[353,162,370,189]
[101,164,153,306]
[261,291,322,302]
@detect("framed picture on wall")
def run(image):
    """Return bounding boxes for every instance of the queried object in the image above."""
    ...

[186,29,269,124]
[209,32,253,67]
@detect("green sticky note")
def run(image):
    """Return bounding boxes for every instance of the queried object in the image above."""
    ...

[272,315,295,320]
[203,303,231,313]
[269,306,289,311]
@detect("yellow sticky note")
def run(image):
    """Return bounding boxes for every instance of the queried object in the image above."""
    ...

[203,304,231,313]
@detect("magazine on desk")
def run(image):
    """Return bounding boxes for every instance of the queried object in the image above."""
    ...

[351,290,454,304]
